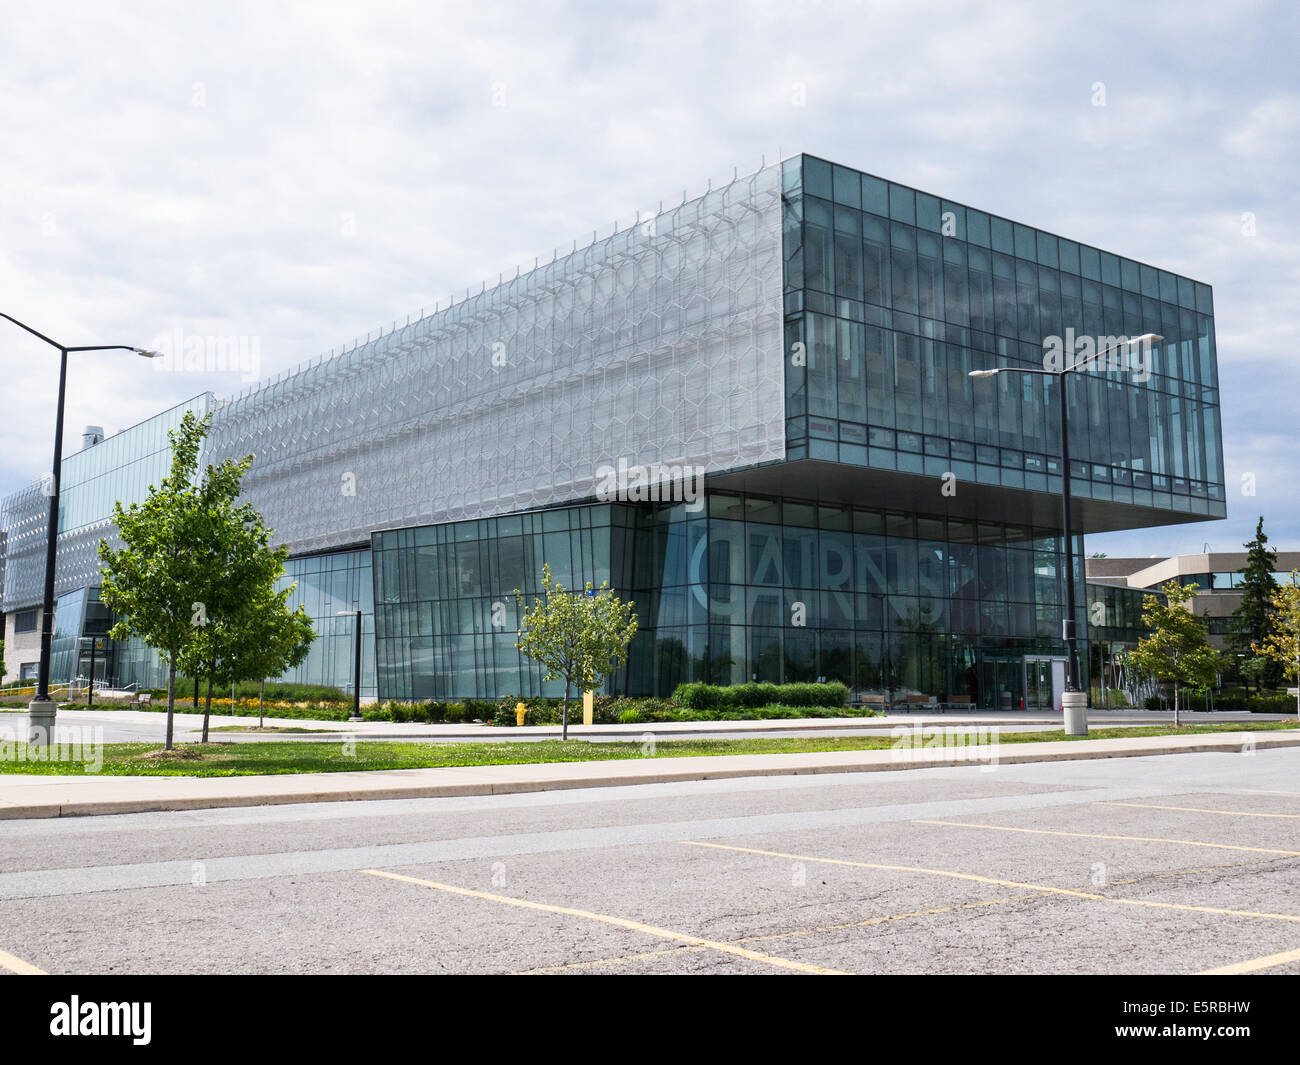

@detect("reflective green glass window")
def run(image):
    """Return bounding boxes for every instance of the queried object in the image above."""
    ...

[890,224,918,314]
[889,184,915,224]
[862,215,890,306]
[861,173,889,216]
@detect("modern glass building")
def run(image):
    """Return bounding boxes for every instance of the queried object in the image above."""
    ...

[0,154,1224,709]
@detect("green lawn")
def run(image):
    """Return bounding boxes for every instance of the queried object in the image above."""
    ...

[0,721,1296,776]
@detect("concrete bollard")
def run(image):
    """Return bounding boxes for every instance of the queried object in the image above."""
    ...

[27,698,58,749]
[1062,690,1088,736]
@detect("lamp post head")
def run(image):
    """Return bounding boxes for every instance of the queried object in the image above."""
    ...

[968,369,999,379]
[1131,333,1163,346]
[134,349,164,359]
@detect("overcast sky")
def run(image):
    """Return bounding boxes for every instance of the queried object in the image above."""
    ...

[1,0,1295,559]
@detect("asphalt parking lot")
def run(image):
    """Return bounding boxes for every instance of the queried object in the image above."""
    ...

[2,746,1299,975]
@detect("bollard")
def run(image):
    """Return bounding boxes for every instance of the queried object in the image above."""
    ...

[27,698,58,749]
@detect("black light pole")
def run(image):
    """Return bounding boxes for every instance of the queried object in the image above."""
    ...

[338,609,363,721]
[970,333,1162,736]
[0,313,160,745]
[86,636,97,707]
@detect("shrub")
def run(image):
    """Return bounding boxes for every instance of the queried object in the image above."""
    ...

[671,683,720,710]
[670,681,848,710]
[618,708,645,724]
[461,699,497,721]
[1143,693,1296,713]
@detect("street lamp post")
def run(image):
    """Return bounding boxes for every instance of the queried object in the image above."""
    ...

[337,609,363,722]
[970,333,1162,737]
[1,313,160,746]
[84,635,100,708]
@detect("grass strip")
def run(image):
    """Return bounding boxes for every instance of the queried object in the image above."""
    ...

[0,722,1295,777]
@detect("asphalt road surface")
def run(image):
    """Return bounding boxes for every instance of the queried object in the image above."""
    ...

[3,747,1300,974]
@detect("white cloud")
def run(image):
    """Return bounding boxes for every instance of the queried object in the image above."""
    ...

[1,0,1297,555]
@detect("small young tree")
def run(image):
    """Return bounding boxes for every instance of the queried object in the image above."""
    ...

[514,563,638,739]
[1254,571,1300,717]
[100,409,312,748]
[178,584,315,740]
[1130,580,1224,726]
[1230,516,1281,691]
[227,586,316,730]
[1240,655,1271,696]
[176,502,307,742]
[99,412,212,750]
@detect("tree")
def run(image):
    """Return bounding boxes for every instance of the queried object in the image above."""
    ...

[514,563,638,739]
[173,459,312,743]
[1229,516,1281,691]
[99,412,213,750]
[225,585,315,730]
[100,409,311,749]
[1240,655,1271,695]
[1130,580,1224,726]
[1254,571,1300,717]
[179,577,315,741]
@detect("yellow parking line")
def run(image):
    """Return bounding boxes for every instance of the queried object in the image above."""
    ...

[0,948,45,975]
[916,819,1300,856]
[519,893,1042,973]
[1199,945,1300,975]
[682,841,1300,923]
[362,869,849,975]
[1100,801,1300,820]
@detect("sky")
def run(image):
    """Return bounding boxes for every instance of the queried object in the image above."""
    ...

[0,0,1296,560]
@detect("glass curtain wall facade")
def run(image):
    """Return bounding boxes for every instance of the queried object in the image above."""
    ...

[375,495,1082,705]
[373,506,623,700]
[274,548,376,697]
[782,155,1224,521]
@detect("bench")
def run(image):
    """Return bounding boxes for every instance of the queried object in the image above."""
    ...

[135,692,152,707]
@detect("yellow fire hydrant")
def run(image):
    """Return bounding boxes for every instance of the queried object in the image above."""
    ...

[515,701,527,727]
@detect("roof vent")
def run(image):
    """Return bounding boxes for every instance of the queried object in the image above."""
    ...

[81,425,105,449]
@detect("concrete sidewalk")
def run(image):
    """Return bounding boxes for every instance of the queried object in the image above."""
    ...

[6,706,1289,743]
[1,729,1294,820]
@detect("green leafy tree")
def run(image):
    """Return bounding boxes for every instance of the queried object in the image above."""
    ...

[514,563,638,739]
[1130,580,1224,726]
[100,409,312,748]
[1254,572,1300,716]
[1240,655,1271,695]
[175,461,310,744]
[180,579,315,741]
[1230,516,1281,691]
[230,585,316,730]
[99,412,213,749]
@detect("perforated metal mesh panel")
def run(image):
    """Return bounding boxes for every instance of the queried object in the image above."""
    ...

[204,164,786,555]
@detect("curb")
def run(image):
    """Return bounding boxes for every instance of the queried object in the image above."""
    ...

[1,731,1295,820]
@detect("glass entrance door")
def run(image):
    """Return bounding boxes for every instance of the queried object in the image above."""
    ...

[1024,656,1066,711]
[1025,658,1053,710]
